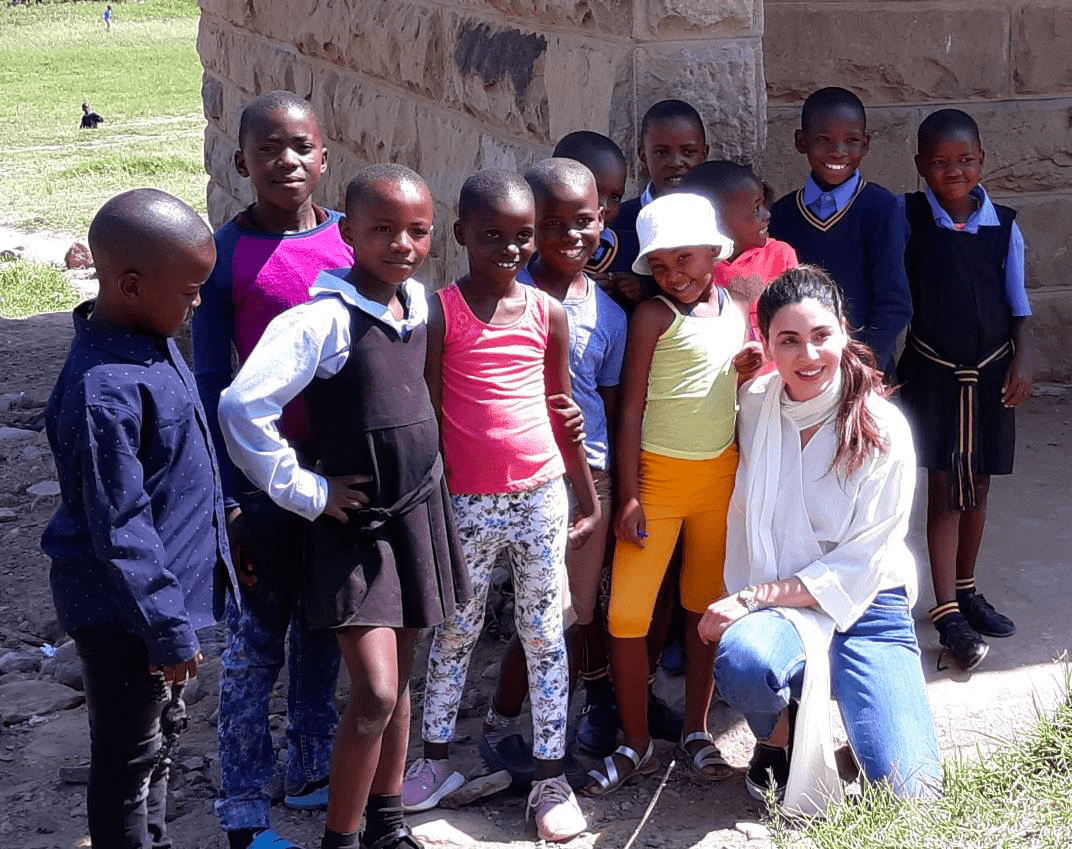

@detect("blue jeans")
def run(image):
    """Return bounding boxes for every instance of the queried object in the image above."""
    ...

[215,492,342,833]
[714,587,942,798]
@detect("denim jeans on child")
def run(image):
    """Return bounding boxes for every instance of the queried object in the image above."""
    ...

[215,491,341,833]
[714,587,942,798]
[75,625,182,849]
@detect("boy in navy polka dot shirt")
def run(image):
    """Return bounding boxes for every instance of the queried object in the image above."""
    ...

[41,189,239,849]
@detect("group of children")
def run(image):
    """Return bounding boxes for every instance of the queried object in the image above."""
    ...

[41,83,1033,849]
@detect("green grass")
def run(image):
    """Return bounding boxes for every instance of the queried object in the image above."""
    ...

[0,0,205,234]
[771,673,1072,849]
[0,257,80,318]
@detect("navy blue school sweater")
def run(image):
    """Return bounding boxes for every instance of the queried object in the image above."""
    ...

[769,181,912,369]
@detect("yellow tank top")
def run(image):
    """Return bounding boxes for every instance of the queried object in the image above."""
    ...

[641,291,745,460]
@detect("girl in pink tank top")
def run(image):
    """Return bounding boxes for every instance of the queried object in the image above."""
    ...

[405,171,599,841]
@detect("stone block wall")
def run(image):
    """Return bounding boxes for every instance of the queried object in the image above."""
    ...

[197,0,764,285]
[759,1,1072,381]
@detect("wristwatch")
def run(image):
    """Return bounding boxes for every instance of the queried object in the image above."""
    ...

[738,586,761,613]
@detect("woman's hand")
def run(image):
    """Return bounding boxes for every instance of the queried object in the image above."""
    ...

[697,593,750,645]
[615,496,646,547]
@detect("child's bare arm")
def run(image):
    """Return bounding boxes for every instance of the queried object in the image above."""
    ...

[615,301,669,547]
[1003,316,1034,407]
[545,300,600,548]
[728,291,764,384]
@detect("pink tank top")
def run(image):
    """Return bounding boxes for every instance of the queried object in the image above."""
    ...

[438,283,565,494]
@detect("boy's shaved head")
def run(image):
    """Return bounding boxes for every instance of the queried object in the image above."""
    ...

[552,131,626,170]
[238,89,317,148]
[458,169,533,219]
[640,99,705,141]
[680,160,760,204]
[89,188,212,275]
[917,108,981,152]
[346,163,427,211]
[801,86,866,131]
[524,158,596,203]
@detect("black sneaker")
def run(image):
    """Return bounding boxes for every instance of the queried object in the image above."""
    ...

[936,613,989,671]
[648,694,683,743]
[959,592,1016,638]
[745,743,789,804]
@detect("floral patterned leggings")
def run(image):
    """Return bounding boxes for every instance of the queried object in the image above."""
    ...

[421,476,570,761]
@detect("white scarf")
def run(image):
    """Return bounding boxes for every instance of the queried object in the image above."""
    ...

[737,368,845,815]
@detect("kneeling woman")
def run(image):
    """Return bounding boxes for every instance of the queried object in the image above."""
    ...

[700,266,942,814]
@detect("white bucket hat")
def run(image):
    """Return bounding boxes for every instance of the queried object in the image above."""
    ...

[632,192,734,275]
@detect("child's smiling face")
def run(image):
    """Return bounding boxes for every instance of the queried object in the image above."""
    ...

[341,179,434,288]
[915,130,985,211]
[235,105,327,212]
[533,180,603,278]
[454,192,536,287]
[640,116,708,195]
[720,180,770,257]
[646,244,717,305]
[794,104,870,190]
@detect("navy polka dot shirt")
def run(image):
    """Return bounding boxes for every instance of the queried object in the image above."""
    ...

[41,302,239,667]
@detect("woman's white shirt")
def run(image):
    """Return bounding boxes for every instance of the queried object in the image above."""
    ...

[725,375,919,623]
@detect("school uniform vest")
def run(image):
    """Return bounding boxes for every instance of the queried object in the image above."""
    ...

[903,191,1014,364]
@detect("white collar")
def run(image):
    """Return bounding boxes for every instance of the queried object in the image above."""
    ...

[310,269,428,334]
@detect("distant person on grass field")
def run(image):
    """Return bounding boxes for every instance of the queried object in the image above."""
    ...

[41,189,239,849]
[80,102,104,129]
[192,90,349,849]
[104,5,113,30]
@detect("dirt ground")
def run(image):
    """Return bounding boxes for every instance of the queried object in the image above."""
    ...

[0,304,1068,849]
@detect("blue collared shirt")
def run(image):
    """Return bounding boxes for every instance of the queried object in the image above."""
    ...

[911,185,1031,317]
[801,171,863,220]
[42,303,237,666]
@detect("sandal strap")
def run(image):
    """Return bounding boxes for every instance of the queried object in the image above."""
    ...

[585,741,653,792]
[681,731,729,770]
[612,743,646,768]
[365,825,422,849]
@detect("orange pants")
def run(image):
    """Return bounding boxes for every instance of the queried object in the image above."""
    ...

[608,447,738,638]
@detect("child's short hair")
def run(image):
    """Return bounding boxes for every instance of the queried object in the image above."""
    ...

[345,163,426,212]
[679,160,761,207]
[524,158,596,203]
[88,188,211,268]
[800,87,866,131]
[238,89,316,148]
[640,99,705,141]
[917,108,980,152]
[552,131,626,171]
[458,170,532,219]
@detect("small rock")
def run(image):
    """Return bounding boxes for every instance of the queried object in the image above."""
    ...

[27,480,61,498]
[39,642,83,691]
[65,240,93,270]
[0,680,84,724]
[59,762,91,784]
[440,769,512,808]
[735,821,771,840]
[0,650,42,675]
[0,427,28,442]
[0,393,25,413]
[0,508,16,523]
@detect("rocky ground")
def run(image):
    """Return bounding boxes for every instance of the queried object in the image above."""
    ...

[0,279,1069,848]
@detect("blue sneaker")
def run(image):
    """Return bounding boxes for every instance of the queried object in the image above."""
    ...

[283,777,329,810]
[660,639,686,676]
[248,830,304,849]
[576,697,619,755]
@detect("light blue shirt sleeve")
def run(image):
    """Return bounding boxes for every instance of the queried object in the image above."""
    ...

[1005,222,1031,317]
